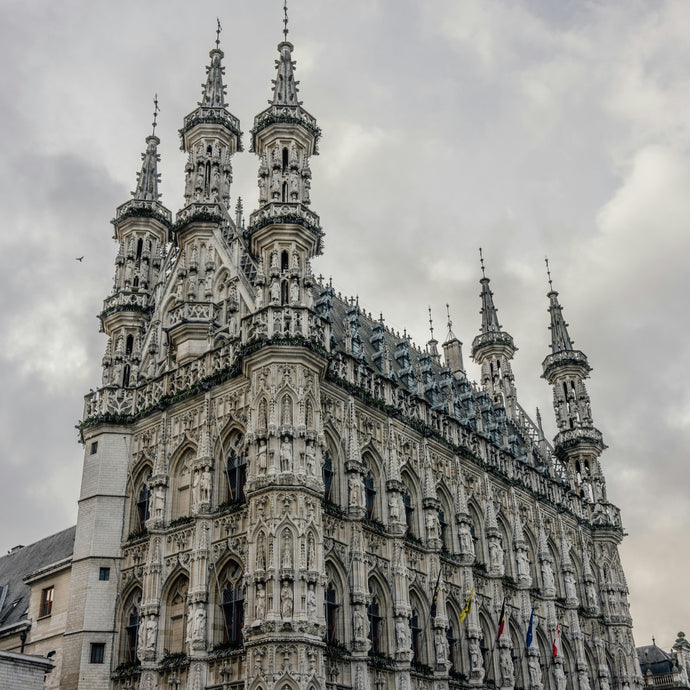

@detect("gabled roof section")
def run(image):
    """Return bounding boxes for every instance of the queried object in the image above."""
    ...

[0,526,75,632]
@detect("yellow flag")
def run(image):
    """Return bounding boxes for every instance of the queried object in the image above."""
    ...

[459,587,474,623]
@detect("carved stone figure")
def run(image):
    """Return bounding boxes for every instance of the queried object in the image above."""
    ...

[553,663,567,690]
[281,530,293,568]
[435,629,448,664]
[527,654,542,688]
[255,584,266,619]
[499,646,514,686]
[307,533,316,569]
[199,467,211,503]
[152,486,165,519]
[469,638,484,676]
[541,559,555,591]
[396,619,408,651]
[280,437,292,472]
[579,670,592,690]
[256,532,266,570]
[349,474,362,507]
[193,605,206,640]
[425,512,439,540]
[354,609,365,639]
[257,439,267,474]
[564,571,577,601]
[459,522,474,555]
[280,581,293,618]
[290,279,299,304]
[516,548,530,578]
[270,278,280,304]
[305,440,316,476]
[388,493,401,521]
[307,585,316,619]
[489,538,504,570]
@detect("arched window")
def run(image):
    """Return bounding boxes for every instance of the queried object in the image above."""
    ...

[282,147,289,173]
[364,473,376,520]
[324,584,339,644]
[368,591,383,654]
[438,510,449,552]
[282,181,288,203]
[170,449,194,520]
[281,279,289,304]
[136,238,143,261]
[224,434,246,505]
[221,582,244,646]
[281,250,289,272]
[123,364,131,388]
[136,483,150,533]
[165,576,189,654]
[447,623,457,672]
[322,450,334,502]
[121,590,141,663]
[410,608,422,662]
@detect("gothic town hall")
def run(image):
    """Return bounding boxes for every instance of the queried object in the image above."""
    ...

[59,17,643,690]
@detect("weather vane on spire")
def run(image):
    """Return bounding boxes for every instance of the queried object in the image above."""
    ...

[446,303,453,331]
[545,256,553,290]
[152,94,159,136]
[479,247,486,277]
[428,306,435,340]
[283,0,289,41]
[216,17,222,49]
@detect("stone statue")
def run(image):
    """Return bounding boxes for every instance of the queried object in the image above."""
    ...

[349,474,362,507]
[152,486,165,519]
[257,439,267,474]
[395,619,408,651]
[499,646,514,686]
[281,530,293,568]
[270,278,280,304]
[255,584,266,619]
[137,617,146,659]
[469,638,484,674]
[186,605,194,642]
[354,609,365,639]
[289,172,299,200]
[307,585,316,619]
[280,437,292,472]
[290,279,299,304]
[435,629,448,664]
[579,670,592,690]
[280,581,293,618]
[564,571,577,601]
[199,467,211,503]
[307,533,316,569]
[541,559,555,591]
[256,532,266,570]
[193,605,206,640]
[553,663,567,690]
[527,654,542,688]
[516,548,530,578]
[305,440,316,476]
[459,522,474,555]
[425,512,439,540]
[388,493,401,521]
[489,538,504,570]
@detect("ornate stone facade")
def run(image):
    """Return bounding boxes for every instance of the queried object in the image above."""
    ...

[62,17,643,690]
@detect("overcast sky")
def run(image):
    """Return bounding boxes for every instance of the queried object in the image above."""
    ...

[1,0,688,650]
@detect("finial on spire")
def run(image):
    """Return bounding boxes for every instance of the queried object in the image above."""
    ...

[479,247,486,278]
[545,256,553,291]
[283,0,289,41]
[446,303,452,331]
[428,306,435,341]
[216,17,222,49]
[151,94,159,136]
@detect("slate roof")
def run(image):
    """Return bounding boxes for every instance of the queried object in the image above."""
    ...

[0,526,75,632]
[637,644,677,677]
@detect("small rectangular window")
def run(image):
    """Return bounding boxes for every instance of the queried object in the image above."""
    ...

[39,586,54,617]
[90,642,105,664]
[99,567,110,581]
[90,441,98,454]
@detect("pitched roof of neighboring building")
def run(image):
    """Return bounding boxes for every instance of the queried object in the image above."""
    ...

[638,643,678,677]
[0,526,75,633]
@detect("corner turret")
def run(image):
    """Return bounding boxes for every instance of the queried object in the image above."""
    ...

[541,259,606,501]
[101,99,172,389]
[471,250,518,418]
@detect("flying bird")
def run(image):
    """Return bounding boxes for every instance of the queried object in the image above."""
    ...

[76,256,84,262]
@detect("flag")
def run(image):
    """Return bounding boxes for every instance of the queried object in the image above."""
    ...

[430,567,442,618]
[525,606,535,649]
[459,588,474,623]
[495,599,506,643]
[553,621,560,658]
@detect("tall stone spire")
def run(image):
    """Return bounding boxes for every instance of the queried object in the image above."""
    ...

[541,260,607,500]
[133,96,162,202]
[471,249,518,418]
[442,304,465,379]
[179,22,242,214]
[546,258,575,353]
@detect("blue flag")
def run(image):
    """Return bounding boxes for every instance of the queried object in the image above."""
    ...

[525,606,535,649]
